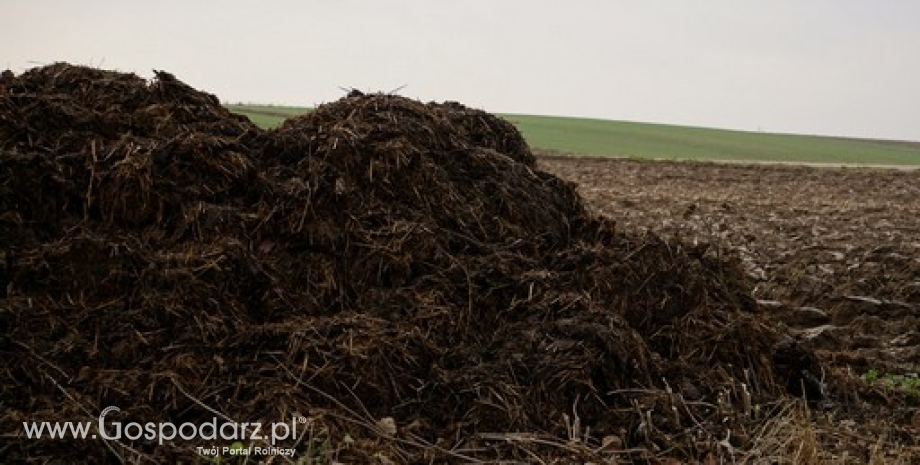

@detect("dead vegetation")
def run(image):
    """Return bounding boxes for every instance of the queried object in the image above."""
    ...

[0,63,852,463]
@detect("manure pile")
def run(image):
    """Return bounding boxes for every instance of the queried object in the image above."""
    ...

[1,64,817,462]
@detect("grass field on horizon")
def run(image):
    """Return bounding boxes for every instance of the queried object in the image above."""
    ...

[227,104,920,166]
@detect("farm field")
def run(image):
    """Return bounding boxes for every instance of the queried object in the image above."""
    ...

[229,104,920,166]
[226,104,308,128]
[5,64,920,462]
[540,154,920,460]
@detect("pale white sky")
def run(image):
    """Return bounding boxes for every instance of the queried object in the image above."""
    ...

[3,1,920,141]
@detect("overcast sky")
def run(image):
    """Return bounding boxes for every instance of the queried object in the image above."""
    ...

[3,1,920,141]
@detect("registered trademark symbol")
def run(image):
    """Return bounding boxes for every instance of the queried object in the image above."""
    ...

[298,416,307,424]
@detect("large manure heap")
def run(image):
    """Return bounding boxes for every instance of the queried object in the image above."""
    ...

[1,64,817,462]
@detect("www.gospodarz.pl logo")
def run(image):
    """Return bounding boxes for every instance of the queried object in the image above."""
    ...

[23,406,307,448]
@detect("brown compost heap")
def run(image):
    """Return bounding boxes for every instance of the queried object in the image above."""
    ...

[0,63,819,462]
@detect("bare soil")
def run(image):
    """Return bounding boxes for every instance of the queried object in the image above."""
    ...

[541,153,920,460]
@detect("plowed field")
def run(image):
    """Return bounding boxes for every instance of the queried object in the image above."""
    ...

[542,154,920,460]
